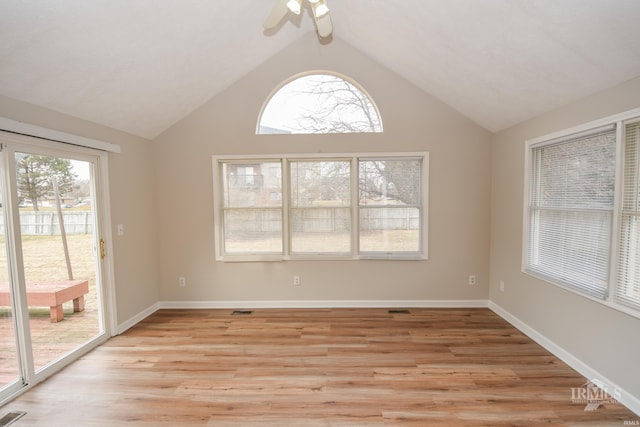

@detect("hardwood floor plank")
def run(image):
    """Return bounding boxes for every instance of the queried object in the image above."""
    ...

[1,308,637,426]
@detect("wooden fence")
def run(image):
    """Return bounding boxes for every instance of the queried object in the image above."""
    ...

[0,211,94,235]
[226,207,419,234]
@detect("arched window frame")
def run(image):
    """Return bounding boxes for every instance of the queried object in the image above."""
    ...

[256,70,384,135]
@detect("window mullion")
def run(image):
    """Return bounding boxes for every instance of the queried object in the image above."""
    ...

[352,157,359,258]
[609,121,626,304]
[282,158,290,258]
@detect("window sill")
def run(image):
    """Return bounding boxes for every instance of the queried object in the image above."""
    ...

[219,255,284,263]
[217,254,426,262]
[523,269,640,320]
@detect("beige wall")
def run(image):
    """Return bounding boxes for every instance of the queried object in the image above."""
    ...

[153,34,492,303]
[490,76,640,399]
[0,94,160,325]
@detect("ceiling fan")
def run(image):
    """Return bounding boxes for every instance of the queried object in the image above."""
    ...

[264,0,333,39]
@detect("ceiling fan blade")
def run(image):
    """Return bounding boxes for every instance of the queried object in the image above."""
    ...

[264,0,289,30]
[312,2,332,38]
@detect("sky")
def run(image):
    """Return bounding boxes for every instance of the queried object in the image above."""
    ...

[70,159,90,181]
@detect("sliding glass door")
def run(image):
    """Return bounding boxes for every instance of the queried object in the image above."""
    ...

[0,176,21,395]
[0,137,111,403]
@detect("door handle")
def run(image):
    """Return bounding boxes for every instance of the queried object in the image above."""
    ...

[100,239,106,259]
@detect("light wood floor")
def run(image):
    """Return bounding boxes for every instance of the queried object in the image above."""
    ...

[1,308,637,426]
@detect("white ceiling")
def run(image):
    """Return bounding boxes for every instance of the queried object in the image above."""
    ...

[1,0,640,140]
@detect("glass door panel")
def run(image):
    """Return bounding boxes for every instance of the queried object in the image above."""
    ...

[0,189,22,391]
[15,152,102,372]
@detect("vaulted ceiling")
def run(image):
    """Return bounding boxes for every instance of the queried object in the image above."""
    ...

[1,0,640,140]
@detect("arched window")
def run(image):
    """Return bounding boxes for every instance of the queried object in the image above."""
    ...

[257,72,383,134]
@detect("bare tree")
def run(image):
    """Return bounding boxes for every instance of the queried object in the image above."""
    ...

[290,161,350,205]
[289,75,382,134]
[265,74,421,206]
[359,160,421,206]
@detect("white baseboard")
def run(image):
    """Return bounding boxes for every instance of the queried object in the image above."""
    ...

[158,299,489,309]
[489,301,640,417]
[116,302,160,335]
[118,300,487,333]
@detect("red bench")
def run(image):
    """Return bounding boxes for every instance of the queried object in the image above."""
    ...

[0,280,89,322]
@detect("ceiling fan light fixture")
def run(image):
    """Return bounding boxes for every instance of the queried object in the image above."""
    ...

[286,0,302,14]
[313,2,329,18]
[264,0,332,39]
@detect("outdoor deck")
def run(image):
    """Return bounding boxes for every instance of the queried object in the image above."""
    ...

[0,280,89,322]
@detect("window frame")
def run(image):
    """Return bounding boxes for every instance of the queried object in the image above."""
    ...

[615,117,640,312]
[524,124,617,299]
[522,107,640,320]
[213,152,429,262]
[217,159,285,260]
[288,158,354,257]
[256,70,383,135]
[358,157,425,259]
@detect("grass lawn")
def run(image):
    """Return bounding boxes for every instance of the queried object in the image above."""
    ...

[0,233,100,384]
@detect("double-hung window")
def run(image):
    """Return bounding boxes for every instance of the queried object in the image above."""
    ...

[359,158,423,255]
[289,160,352,256]
[525,125,616,298]
[213,153,428,261]
[220,160,283,257]
[616,119,640,311]
[524,107,640,318]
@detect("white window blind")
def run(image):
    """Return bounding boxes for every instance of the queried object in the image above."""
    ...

[615,120,640,310]
[526,125,617,299]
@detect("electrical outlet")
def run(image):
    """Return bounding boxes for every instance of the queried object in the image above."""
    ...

[293,275,301,286]
[468,275,476,285]
[500,280,505,292]
[179,277,186,287]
